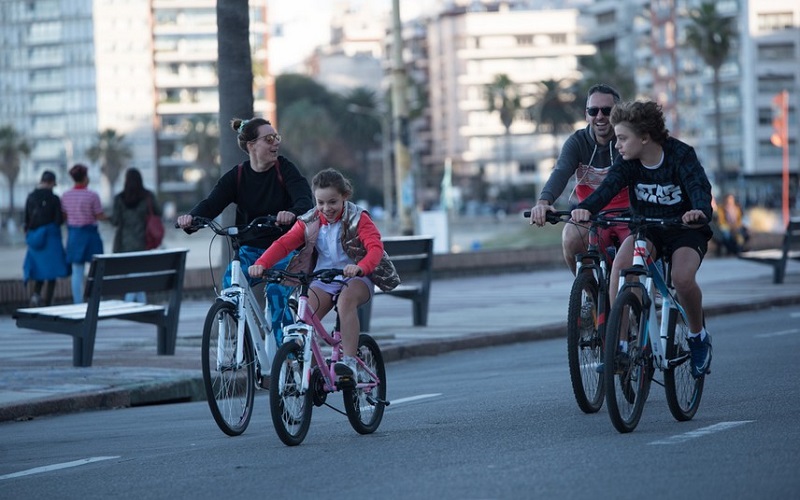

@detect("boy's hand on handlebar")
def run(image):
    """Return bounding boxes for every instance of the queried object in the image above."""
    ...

[682,210,707,226]
[529,202,555,227]
[248,264,266,278]
[343,264,364,278]
[571,208,592,223]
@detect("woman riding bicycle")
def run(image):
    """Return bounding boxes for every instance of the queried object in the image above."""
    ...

[248,168,399,382]
[570,100,714,379]
[177,117,313,339]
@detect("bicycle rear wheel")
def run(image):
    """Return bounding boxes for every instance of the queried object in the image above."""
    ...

[344,334,387,434]
[604,289,652,433]
[567,271,604,413]
[202,301,256,436]
[664,307,705,421]
[270,341,313,446]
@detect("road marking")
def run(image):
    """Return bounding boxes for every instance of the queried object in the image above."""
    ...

[755,328,799,338]
[390,393,442,405]
[0,456,120,481]
[649,421,754,445]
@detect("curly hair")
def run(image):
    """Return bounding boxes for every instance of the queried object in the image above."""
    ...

[609,101,669,145]
[311,168,353,198]
[230,117,272,153]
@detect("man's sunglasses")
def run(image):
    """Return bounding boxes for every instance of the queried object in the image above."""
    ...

[249,133,281,145]
[586,107,612,117]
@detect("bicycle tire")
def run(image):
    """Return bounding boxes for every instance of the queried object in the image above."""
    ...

[604,289,652,433]
[343,334,387,434]
[566,271,605,413]
[202,301,256,437]
[270,340,313,446]
[664,307,705,421]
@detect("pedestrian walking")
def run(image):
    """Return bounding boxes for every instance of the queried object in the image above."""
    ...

[23,170,70,306]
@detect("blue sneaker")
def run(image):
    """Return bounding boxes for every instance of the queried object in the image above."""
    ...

[687,333,712,378]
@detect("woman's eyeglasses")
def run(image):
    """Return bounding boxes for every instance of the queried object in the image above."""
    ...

[249,133,281,145]
[586,107,612,117]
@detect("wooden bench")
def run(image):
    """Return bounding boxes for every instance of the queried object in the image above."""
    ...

[13,248,188,367]
[738,218,800,284]
[358,235,434,332]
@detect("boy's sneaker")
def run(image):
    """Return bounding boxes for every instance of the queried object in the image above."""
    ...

[595,351,630,374]
[687,333,712,378]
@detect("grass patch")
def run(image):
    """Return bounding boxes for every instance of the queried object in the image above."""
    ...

[481,222,563,250]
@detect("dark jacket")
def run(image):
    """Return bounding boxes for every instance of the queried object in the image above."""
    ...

[111,191,161,252]
[24,187,63,231]
[189,156,314,248]
[578,137,713,222]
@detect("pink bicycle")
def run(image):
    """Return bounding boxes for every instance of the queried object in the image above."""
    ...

[262,267,389,446]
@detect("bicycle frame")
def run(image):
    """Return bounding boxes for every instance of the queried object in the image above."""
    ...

[216,259,278,377]
[282,285,381,396]
[619,232,688,372]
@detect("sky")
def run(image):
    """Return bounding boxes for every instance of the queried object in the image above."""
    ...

[266,0,440,74]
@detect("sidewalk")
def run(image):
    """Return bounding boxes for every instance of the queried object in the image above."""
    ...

[1,257,799,422]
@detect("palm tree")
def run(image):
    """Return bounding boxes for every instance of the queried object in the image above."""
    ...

[216,0,254,170]
[485,74,523,167]
[528,79,580,163]
[685,2,736,189]
[0,125,30,219]
[183,115,220,194]
[574,52,636,104]
[86,129,132,192]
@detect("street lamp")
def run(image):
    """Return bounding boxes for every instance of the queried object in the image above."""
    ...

[346,103,394,231]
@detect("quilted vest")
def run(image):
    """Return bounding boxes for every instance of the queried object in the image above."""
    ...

[286,201,400,292]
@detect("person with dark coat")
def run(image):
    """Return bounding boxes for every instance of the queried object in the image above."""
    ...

[110,167,162,302]
[23,170,70,306]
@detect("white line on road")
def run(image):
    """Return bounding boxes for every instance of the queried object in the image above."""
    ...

[755,329,799,338]
[649,421,754,445]
[390,394,442,406]
[0,456,120,481]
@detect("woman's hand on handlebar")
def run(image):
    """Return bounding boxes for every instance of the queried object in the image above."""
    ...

[571,208,592,223]
[248,264,266,278]
[342,264,364,278]
[529,202,556,227]
[176,214,194,229]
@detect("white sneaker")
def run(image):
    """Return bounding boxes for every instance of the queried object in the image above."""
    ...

[334,356,357,381]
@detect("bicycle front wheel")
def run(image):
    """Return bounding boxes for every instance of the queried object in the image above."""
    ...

[344,334,387,434]
[604,289,652,433]
[566,271,604,413]
[270,340,313,446]
[664,307,705,421]
[202,300,256,436]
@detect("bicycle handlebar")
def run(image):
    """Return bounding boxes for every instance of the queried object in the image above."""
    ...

[174,215,281,237]
[524,209,702,229]
[262,267,345,286]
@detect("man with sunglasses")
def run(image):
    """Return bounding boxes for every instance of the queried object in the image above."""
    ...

[529,83,630,275]
[178,117,313,342]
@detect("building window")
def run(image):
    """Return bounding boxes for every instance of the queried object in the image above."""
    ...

[550,33,567,45]
[758,75,794,94]
[757,12,794,32]
[519,162,537,173]
[597,11,615,25]
[516,35,533,46]
[758,43,795,60]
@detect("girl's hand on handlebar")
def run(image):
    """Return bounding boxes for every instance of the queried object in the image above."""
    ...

[530,203,555,227]
[343,264,364,278]
[248,264,266,278]
[571,208,592,223]
[275,211,297,226]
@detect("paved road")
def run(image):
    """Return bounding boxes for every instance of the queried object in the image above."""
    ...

[1,253,799,422]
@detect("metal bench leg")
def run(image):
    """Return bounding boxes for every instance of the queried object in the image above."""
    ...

[412,297,429,327]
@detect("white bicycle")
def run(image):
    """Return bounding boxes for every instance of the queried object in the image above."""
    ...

[186,215,289,436]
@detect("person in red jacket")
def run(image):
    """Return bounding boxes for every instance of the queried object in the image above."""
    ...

[248,168,399,381]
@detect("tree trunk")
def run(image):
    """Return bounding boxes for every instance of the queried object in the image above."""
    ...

[712,68,725,193]
[216,0,254,230]
[216,0,254,174]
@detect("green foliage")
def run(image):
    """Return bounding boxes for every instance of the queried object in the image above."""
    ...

[574,52,637,104]
[0,125,30,216]
[86,129,132,191]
